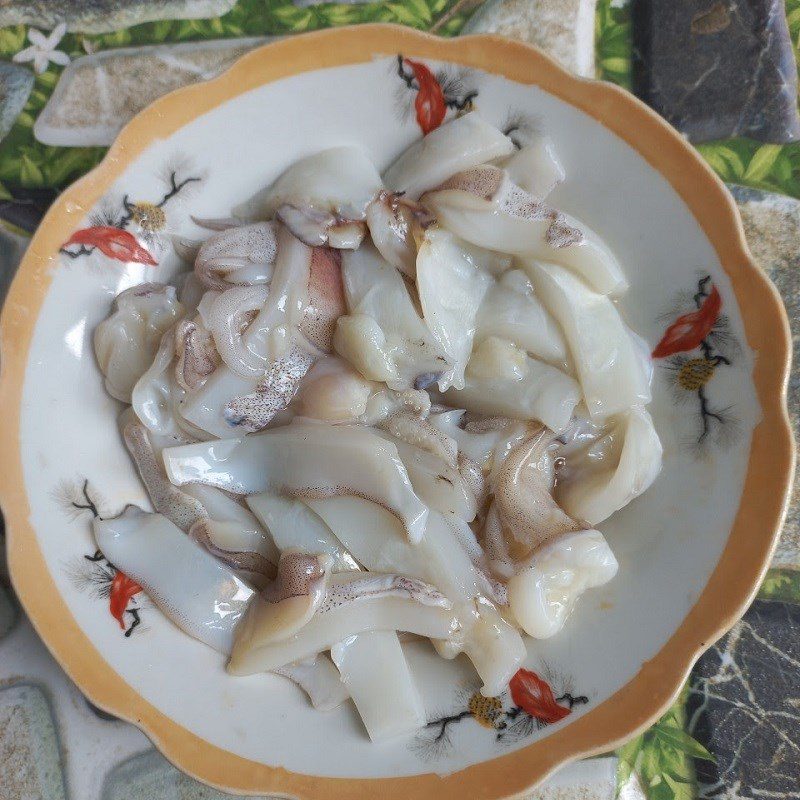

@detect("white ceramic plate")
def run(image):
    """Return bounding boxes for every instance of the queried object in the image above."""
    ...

[1,27,791,799]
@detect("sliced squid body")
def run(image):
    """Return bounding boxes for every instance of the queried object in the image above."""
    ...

[444,337,580,432]
[131,331,190,440]
[180,228,321,436]
[507,530,618,639]
[556,405,662,525]
[475,270,568,367]
[296,358,374,423]
[194,221,277,290]
[423,166,628,296]
[501,136,565,199]
[182,482,279,563]
[249,145,383,231]
[415,228,492,390]
[525,260,652,420]
[95,284,183,403]
[163,422,428,542]
[273,656,349,711]
[364,192,419,277]
[331,631,425,741]
[228,572,456,675]
[246,492,358,572]
[384,112,514,200]
[93,507,254,654]
[336,243,447,389]
[428,410,526,467]
[307,497,484,602]
[236,551,333,649]
[436,598,527,697]
[390,437,478,521]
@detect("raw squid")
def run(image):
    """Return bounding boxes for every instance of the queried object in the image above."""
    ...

[94,506,253,654]
[501,136,565,199]
[194,221,277,290]
[296,358,374,423]
[384,112,514,199]
[336,243,447,388]
[228,572,457,675]
[525,260,652,419]
[556,405,662,525]
[163,422,429,542]
[131,331,189,440]
[94,284,183,403]
[506,530,618,639]
[428,410,526,467]
[443,337,580,433]
[475,270,568,367]
[483,429,618,638]
[95,508,345,708]
[174,318,219,392]
[415,227,492,390]
[435,598,526,697]
[389,437,478,521]
[92,128,662,742]
[422,166,628,296]
[331,631,425,740]
[273,656,350,711]
[364,191,424,277]
[253,146,382,247]
[246,492,358,572]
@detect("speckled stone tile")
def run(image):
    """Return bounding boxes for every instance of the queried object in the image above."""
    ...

[0,574,150,799]
[687,599,800,797]
[34,38,271,147]
[0,63,34,145]
[100,750,620,800]
[633,0,800,143]
[730,184,800,569]
[0,1,237,33]
[526,757,620,799]
[0,683,67,800]
[102,749,275,799]
[462,0,597,78]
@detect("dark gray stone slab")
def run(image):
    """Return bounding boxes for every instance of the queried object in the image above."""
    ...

[0,1,237,34]
[633,0,800,143]
[687,598,800,798]
[0,62,34,144]
[0,223,29,306]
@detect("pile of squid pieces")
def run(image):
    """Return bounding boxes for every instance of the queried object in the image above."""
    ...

[93,111,662,741]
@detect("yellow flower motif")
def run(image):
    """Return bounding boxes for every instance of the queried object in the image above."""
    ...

[677,357,716,391]
[468,692,503,728]
[130,202,166,233]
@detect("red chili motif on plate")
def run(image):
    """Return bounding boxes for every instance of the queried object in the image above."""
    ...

[652,285,721,358]
[509,668,571,723]
[404,58,447,135]
[109,570,142,629]
[62,226,158,266]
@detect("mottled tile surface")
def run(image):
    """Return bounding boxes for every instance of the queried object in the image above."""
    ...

[0,1,237,34]
[0,684,67,800]
[687,599,800,797]
[462,0,597,77]
[35,38,270,147]
[633,0,800,143]
[0,62,34,144]
[730,184,800,568]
